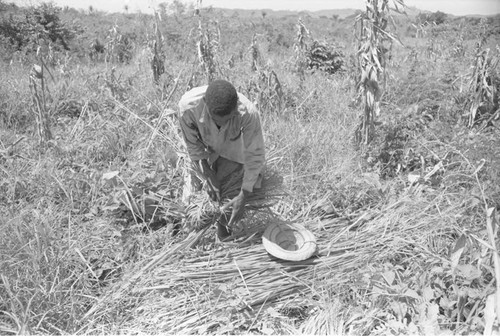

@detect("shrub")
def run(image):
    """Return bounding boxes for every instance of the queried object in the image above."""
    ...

[305,40,344,74]
[417,11,448,26]
[0,2,80,57]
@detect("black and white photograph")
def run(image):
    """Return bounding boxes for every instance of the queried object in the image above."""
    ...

[1,0,499,334]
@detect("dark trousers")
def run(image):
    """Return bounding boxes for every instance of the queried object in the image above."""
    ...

[193,156,244,201]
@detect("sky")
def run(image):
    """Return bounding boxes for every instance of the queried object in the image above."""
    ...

[11,0,500,16]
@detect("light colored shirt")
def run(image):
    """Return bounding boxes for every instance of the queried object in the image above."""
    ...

[178,85,265,192]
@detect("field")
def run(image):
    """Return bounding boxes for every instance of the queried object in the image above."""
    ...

[1,1,500,335]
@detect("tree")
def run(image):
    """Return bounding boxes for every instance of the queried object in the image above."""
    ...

[158,2,167,17]
[0,4,23,49]
[417,11,447,25]
[158,0,186,16]
[0,3,81,53]
[429,11,447,25]
[24,3,78,51]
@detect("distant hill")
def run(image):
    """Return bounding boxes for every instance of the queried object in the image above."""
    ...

[211,8,359,19]
[301,9,361,19]
[208,5,430,20]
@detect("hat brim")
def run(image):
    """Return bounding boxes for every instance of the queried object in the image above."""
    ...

[262,222,317,261]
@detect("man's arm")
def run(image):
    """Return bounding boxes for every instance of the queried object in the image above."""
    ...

[179,108,209,162]
[178,86,210,162]
[222,105,265,225]
[240,107,265,192]
[179,108,221,201]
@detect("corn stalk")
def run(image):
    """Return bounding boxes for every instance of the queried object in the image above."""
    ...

[295,18,309,52]
[249,32,260,72]
[151,11,166,85]
[246,33,284,112]
[246,67,283,114]
[425,33,441,61]
[105,24,120,64]
[29,56,53,144]
[466,19,499,128]
[195,0,220,83]
[293,18,310,83]
[354,0,404,145]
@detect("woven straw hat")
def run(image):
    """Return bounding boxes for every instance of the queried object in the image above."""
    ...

[262,222,317,261]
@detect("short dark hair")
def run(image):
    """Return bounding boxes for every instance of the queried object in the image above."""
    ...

[205,79,238,116]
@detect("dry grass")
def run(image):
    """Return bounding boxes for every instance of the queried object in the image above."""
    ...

[1,4,500,336]
[76,173,489,334]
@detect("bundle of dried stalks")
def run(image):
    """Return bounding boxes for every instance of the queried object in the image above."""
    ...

[182,166,285,234]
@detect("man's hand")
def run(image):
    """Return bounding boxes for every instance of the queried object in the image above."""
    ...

[221,189,250,226]
[199,159,220,202]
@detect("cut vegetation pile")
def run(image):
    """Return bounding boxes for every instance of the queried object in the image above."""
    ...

[80,164,496,334]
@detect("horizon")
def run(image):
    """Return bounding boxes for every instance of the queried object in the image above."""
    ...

[9,0,500,16]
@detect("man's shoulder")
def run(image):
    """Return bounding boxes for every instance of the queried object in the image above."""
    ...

[179,85,208,112]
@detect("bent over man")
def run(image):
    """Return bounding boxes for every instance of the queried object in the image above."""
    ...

[178,79,265,238]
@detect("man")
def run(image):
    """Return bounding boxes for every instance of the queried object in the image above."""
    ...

[178,79,265,238]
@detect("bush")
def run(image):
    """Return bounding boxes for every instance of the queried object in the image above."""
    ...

[417,11,448,26]
[0,4,23,50]
[305,40,344,74]
[0,2,80,55]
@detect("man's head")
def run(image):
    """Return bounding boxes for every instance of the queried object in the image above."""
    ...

[205,79,238,118]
